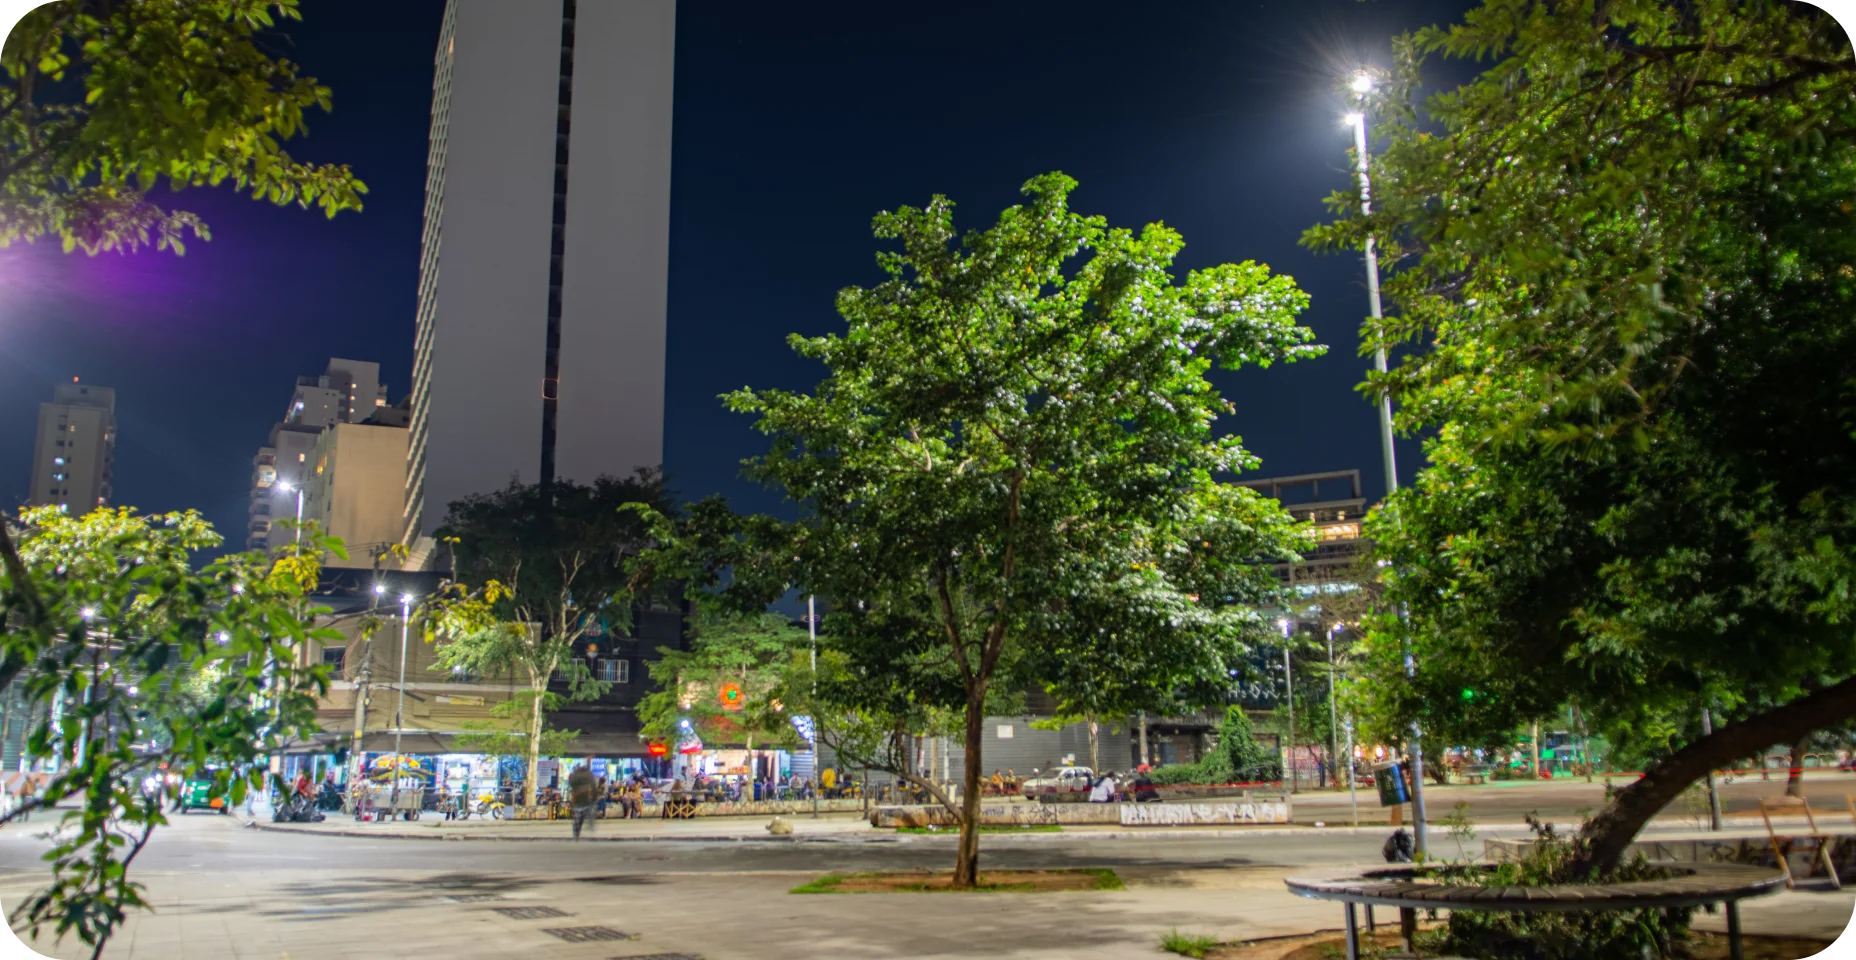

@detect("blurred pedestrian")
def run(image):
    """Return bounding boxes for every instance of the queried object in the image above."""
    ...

[568,764,597,840]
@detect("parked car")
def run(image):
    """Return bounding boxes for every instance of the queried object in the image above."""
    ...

[179,778,229,815]
[1020,766,1095,792]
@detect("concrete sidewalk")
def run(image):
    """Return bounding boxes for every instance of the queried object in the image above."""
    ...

[247,808,1831,845]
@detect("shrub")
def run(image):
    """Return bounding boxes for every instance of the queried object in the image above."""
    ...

[1424,818,1692,960]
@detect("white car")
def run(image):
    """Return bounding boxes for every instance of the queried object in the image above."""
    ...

[1020,766,1095,792]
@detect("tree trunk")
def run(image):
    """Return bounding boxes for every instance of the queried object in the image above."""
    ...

[525,682,544,807]
[1571,675,1856,875]
[1785,735,1810,798]
[953,683,987,888]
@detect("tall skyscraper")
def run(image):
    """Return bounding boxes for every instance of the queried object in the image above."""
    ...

[26,380,116,514]
[402,0,676,551]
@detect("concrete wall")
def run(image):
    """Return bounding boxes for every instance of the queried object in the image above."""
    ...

[308,423,408,568]
[553,0,676,485]
[415,0,562,535]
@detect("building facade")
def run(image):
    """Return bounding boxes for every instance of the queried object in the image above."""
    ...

[27,381,116,514]
[403,0,676,550]
[248,359,394,551]
[303,421,410,568]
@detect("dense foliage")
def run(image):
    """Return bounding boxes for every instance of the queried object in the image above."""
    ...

[1308,0,1856,871]
[0,508,334,955]
[427,471,670,805]
[0,0,365,253]
[638,172,1319,885]
[1148,708,1281,785]
[635,609,809,752]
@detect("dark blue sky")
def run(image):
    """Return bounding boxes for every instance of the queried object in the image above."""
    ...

[0,0,1475,543]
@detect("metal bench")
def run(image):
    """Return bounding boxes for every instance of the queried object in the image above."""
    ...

[1286,862,1784,960]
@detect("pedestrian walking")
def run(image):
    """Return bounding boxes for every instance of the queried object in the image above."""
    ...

[567,764,597,840]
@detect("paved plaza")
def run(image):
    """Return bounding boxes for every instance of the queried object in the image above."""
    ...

[0,777,1851,960]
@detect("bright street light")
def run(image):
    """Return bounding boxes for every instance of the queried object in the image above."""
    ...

[1350,71,1374,94]
[373,583,386,596]
[80,607,96,620]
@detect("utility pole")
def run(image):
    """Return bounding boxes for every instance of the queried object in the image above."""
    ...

[1327,624,1341,791]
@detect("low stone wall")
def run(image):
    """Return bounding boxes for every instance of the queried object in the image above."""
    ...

[1118,798,1291,825]
[1487,832,1856,878]
[639,798,867,818]
[870,796,1294,828]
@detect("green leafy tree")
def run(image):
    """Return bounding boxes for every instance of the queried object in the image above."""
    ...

[0,508,334,956]
[449,692,581,760]
[1306,0,1856,877]
[636,609,807,752]
[635,173,1317,886]
[0,0,366,254]
[426,471,669,806]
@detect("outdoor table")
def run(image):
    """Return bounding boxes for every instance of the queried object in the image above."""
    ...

[1284,862,1785,960]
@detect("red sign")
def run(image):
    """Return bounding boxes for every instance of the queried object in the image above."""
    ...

[646,741,669,757]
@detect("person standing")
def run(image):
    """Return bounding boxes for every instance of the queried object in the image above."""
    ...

[567,764,597,840]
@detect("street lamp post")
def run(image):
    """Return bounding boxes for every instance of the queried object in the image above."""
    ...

[1279,618,1295,794]
[808,595,819,819]
[390,594,412,815]
[1349,70,1428,855]
[1327,624,1342,790]
[275,480,305,546]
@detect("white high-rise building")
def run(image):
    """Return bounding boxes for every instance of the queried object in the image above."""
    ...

[27,381,116,514]
[402,0,676,552]
[249,359,393,551]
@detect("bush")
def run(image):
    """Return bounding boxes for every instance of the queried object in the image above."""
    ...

[1424,818,1691,960]
[1147,708,1283,784]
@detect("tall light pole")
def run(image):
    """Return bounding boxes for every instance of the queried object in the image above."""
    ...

[1327,623,1342,791]
[390,593,412,815]
[1279,618,1295,794]
[1349,69,1428,855]
[808,595,819,819]
[275,480,305,546]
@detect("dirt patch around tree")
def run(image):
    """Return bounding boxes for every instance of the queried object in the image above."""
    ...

[791,868,1121,893]
[1197,928,1828,960]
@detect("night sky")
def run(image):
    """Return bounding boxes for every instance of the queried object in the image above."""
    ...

[0,0,1479,547]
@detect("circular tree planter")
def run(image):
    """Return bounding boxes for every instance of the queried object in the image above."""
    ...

[1284,862,1785,960]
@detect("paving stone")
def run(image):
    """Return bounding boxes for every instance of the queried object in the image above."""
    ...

[541,926,638,943]
[487,905,571,920]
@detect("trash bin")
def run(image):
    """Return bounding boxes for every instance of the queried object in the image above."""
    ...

[1372,761,1411,807]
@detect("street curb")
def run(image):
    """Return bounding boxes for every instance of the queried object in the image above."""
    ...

[245,821,913,844]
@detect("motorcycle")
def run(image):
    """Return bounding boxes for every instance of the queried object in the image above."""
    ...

[272,792,327,824]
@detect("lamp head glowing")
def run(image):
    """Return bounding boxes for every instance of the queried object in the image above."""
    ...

[1344,111,1364,126]
[276,481,293,492]
[1351,71,1374,94]
[373,583,387,596]
[400,594,413,606]
[80,607,96,620]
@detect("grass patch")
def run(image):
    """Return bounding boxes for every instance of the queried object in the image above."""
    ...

[789,873,850,894]
[790,867,1120,894]
[1159,929,1220,958]
[895,823,1062,834]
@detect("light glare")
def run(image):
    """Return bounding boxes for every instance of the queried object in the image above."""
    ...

[1351,72,1373,93]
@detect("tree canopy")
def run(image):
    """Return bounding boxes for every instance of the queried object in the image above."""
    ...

[0,0,365,254]
[427,471,671,805]
[1,508,334,954]
[1306,0,1856,873]
[639,172,1320,885]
